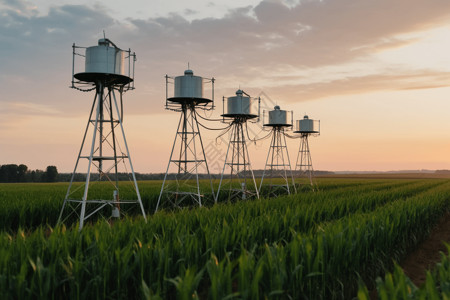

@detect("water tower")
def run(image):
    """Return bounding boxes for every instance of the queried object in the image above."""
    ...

[259,105,296,196]
[58,38,146,230]
[155,69,216,212]
[215,89,260,202]
[294,115,320,188]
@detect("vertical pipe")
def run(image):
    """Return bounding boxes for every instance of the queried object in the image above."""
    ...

[190,107,202,206]
[71,43,76,88]
[79,82,103,230]
[269,127,277,194]
[245,121,259,199]
[165,75,169,108]
[211,78,215,109]
[111,90,146,221]
[184,105,188,173]
[228,122,237,200]
[279,128,290,194]
[240,121,247,199]
[108,88,119,191]
[132,53,136,89]
[98,83,104,178]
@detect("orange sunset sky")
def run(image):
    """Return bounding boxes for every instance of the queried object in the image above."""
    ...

[1,0,450,173]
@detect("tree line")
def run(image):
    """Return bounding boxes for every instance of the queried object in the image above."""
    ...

[0,164,58,183]
[0,164,338,183]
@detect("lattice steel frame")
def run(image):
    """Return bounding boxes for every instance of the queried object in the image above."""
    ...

[295,133,317,188]
[259,127,296,197]
[155,102,215,212]
[58,82,146,230]
[215,118,259,202]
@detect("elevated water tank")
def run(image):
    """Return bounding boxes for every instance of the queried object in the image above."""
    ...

[85,39,125,75]
[295,115,320,133]
[224,89,256,117]
[266,105,291,126]
[74,39,132,84]
[174,69,203,98]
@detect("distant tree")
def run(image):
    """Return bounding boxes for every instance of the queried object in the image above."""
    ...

[30,170,44,182]
[0,165,6,182]
[0,164,19,182]
[44,166,58,182]
[17,164,28,182]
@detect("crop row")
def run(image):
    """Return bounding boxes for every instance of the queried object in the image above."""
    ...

[358,244,450,299]
[0,179,448,298]
[0,178,439,232]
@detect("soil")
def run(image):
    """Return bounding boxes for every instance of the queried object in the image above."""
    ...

[369,212,449,299]
[400,211,450,287]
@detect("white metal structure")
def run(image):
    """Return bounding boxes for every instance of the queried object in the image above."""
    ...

[58,38,146,230]
[259,105,296,197]
[155,69,215,212]
[215,89,260,202]
[294,115,320,188]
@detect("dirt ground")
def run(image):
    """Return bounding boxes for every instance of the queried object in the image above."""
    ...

[368,212,449,299]
[400,212,450,287]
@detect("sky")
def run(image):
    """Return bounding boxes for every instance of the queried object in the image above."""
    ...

[1,0,450,173]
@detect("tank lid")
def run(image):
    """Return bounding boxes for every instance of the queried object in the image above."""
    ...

[98,38,110,46]
[303,115,309,119]
[184,69,194,75]
[274,105,280,110]
[236,89,243,96]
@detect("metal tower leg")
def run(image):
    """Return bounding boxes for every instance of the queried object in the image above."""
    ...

[58,93,98,224]
[283,131,297,194]
[156,105,215,212]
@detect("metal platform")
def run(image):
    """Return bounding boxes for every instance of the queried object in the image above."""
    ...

[74,72,133,85]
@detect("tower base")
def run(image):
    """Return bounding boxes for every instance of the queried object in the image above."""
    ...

[155,103,215,212]
[259,127,296,197]
[216,120,259,202]
[295,134,317,191]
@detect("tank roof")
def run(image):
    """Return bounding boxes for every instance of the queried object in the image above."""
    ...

[98,38,110,46]
[184,69,194,75]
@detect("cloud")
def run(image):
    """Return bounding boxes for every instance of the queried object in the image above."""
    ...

[0,0,38,16]
[265,69,450,102]
[1,0,450,117]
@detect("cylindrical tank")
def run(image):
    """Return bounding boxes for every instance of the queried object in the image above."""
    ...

[268,105,288,125]
[85,39,125,75]
[227,90,252,115]
[174,69,203,98]
[296,115,318,133]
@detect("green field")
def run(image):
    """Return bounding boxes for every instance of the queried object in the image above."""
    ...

[0,178,449,299]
